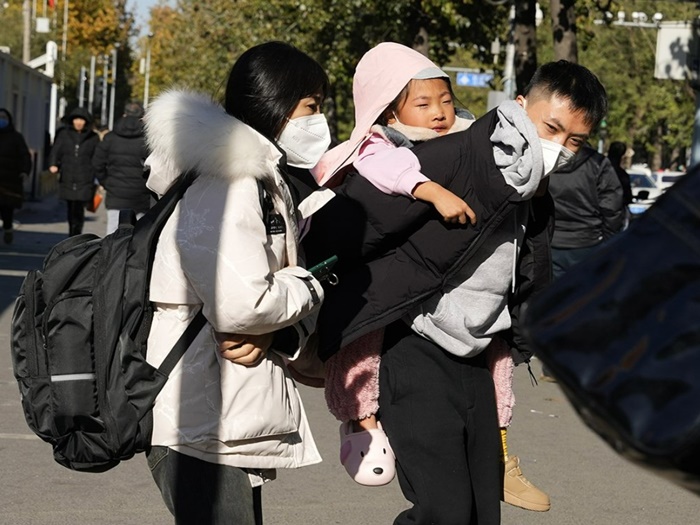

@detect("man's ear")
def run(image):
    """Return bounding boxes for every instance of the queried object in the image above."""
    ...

[515,95,526,109]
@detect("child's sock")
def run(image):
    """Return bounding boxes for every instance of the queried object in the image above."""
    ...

[500,427,509,462]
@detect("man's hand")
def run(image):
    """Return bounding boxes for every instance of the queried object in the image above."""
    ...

[49,166,59,174]
[214,332,274,366]
[413,181,477,225]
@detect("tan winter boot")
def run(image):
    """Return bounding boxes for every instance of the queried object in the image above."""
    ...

[502,456,551,512]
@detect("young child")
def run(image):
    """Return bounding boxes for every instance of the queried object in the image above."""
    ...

[313,42,550,511]
[312,42,474,486]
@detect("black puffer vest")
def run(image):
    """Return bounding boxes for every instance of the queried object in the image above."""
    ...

[304,109,554,363]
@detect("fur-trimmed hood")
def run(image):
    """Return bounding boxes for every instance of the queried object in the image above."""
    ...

[144,90,282,196]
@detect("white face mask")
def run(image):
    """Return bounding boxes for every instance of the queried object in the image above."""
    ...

[277,114,331,169]
[540,138,576,175]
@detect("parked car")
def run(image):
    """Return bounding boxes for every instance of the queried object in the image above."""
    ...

[653,170,686,190]
[627,169,664,219]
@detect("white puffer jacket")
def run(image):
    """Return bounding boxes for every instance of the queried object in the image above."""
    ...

[143,90,331,477]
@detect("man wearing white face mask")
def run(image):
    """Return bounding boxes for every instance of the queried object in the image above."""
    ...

[305,59,609,524]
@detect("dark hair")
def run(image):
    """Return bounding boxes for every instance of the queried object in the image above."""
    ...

[523,60,608,129]
[124,101,144,118]
[0,108,13,126]
[67,106,93,125]
[224,42,329,141]
[377,77,455,126]
[608,141,627,162]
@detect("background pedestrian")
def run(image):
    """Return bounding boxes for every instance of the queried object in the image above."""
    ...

[49,107,100,236]
[93,101,151,235]
[0,108,32,244]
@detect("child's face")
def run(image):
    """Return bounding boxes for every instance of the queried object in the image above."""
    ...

[389,78,456,135]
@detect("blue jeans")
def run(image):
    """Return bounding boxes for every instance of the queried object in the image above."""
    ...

[147,446,263,525]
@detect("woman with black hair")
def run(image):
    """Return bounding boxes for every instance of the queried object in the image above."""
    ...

[142,42,334,525]
[0,108,32,244]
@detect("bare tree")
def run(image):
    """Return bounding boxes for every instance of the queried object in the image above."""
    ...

[550,0,578,62]
[514,0,538,95]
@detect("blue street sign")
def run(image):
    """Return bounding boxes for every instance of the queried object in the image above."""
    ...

[456,71,493,88]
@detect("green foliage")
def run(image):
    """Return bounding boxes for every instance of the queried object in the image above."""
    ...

[137,0,508,139]
[0,0,136,127]
[5,0,687,162]
[538,0,696,168]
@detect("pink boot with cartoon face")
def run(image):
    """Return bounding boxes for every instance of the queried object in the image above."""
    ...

[339,421,396,486]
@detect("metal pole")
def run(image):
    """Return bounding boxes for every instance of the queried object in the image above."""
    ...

[46,40,57,142]
[101,55,108,126]
[144,35,152,108]
[109,46,117,129]
[78,65,86,107]
[88,55,96,114]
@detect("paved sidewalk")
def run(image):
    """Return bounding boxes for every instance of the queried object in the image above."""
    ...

[0,195,697,524]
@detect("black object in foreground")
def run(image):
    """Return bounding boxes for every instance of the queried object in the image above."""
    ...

[523,166,700,496]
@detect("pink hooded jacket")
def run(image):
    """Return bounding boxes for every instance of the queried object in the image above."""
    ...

[311,42,449,188]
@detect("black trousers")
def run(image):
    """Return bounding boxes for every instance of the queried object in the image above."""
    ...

[66,200,87,236]
[0,206,13,230]
[379,323,501,525]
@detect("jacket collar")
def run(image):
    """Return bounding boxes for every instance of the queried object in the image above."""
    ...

[144,90,282,196]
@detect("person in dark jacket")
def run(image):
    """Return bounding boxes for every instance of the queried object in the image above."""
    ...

[93,102,151,234]
[301,60,608,525]
[608,141,633,216]
[548,144,624,279]
[0,108,32,244]
[49,107,99,236]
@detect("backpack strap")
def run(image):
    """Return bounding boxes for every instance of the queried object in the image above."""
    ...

[153,175,261,376]
[119,209,136,228]
[157,310,207,376]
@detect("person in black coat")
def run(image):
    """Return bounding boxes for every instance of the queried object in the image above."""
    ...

[92,102,151,234]
[608,140,633,207]
[548,144,625,278]
[0,108,32,244]
[49,107,99,236]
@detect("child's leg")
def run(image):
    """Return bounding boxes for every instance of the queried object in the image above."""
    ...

[485,336,515,431]
[486,337,550,512]
[324,328,384,425]
[324,328,395,486]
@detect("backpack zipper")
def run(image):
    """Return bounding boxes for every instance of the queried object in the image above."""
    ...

[41,289,93,348]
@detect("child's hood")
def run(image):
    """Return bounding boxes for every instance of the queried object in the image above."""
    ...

[312,42,446,187]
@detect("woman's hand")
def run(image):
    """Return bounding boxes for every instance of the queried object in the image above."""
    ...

[214,332,274,366]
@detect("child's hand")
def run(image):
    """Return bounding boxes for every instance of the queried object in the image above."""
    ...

[413,181,477,225]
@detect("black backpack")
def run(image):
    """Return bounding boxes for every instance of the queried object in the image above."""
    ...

[10,171,207,472]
